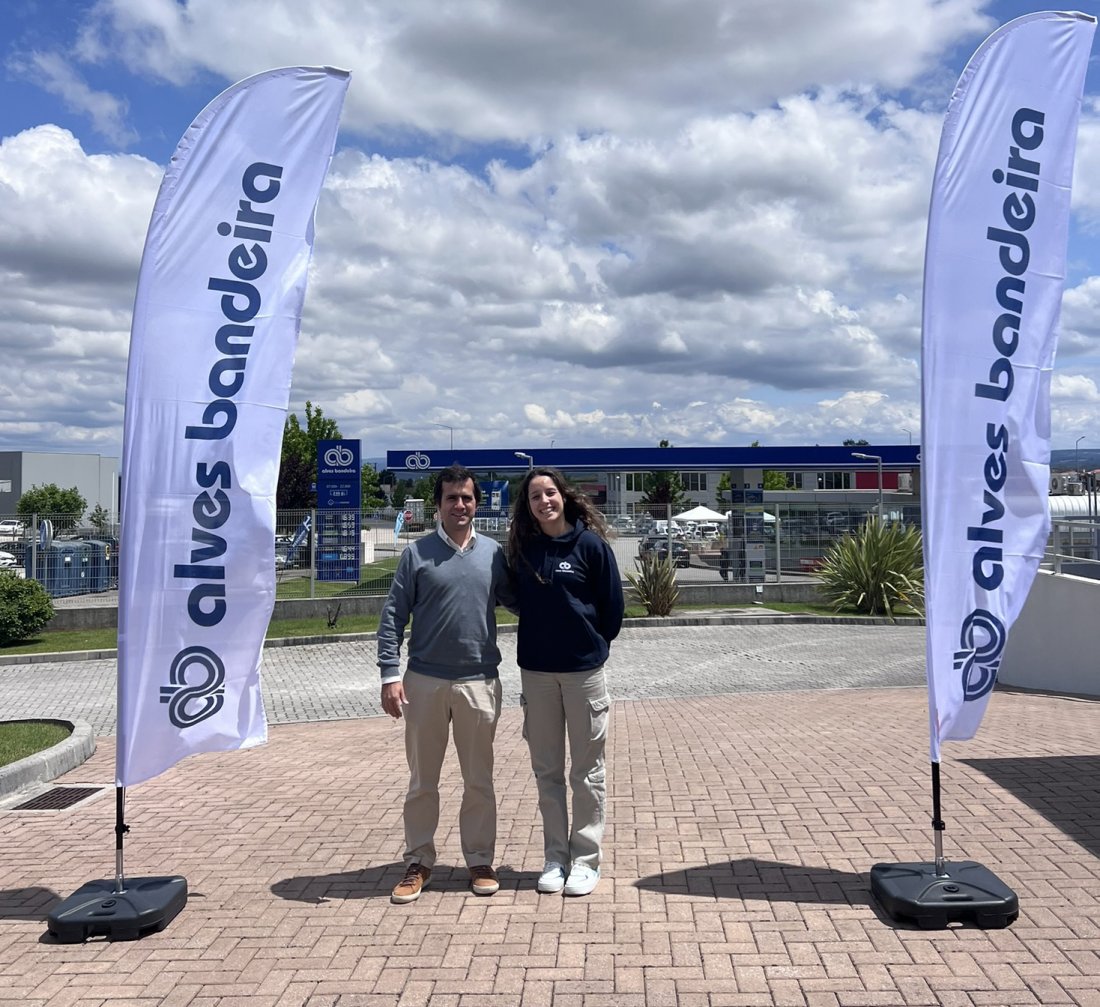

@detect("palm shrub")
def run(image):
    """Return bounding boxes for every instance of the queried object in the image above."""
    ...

[627,553,680,617]
[818,517,924,618]
[0,573,54,646]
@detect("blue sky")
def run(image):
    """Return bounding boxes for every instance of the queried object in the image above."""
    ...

[2,0,1100,461]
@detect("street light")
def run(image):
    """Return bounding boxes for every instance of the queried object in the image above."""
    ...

[514,451,533,470]
[1076,435,1085,480]
[852,451,884,524]
[901,428,912,446]
[432,423,454,451]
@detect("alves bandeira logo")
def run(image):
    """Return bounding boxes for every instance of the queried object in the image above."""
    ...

[318,438,359,478]
[324,444,354,468]
[160,646,226,727]
[953,609,1006,701]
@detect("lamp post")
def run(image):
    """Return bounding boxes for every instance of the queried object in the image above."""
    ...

[852,451,884,523]
[514,451,533,470]
[1075,435,1085,479]
[432,423,454,451]
[902,428,912,446]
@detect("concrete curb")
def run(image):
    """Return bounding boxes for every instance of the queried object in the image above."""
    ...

[0,648,119,666]
[0,612,924,666]
[0,719,96,797]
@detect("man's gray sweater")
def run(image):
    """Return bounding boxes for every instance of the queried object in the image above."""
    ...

[377,530,513,683]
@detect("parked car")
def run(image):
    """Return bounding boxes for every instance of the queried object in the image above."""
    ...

[0,519,26,541]
[638,535,690,567]
[611,515,636,534]
[656,540,690,567]
[275,537,306,569]
[0,549,16,568]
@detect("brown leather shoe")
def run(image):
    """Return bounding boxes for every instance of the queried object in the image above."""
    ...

[391,863,431,904]
[469,864,499,896]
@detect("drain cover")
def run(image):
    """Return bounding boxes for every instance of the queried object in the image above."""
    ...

[12,786,104,811]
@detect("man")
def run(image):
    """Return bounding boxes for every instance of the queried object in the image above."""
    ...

[378,463,514,904]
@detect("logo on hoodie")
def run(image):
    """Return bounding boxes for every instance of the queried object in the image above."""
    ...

[557,560,574,573]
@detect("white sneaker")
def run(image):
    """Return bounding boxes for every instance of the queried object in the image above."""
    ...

[563,864,600,896]
[537,861,567,893]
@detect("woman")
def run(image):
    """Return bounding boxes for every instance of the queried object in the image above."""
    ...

[508,467,624,896]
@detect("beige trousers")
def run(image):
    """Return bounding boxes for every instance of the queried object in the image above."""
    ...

[401,670,502,869]
[520,667,610,871]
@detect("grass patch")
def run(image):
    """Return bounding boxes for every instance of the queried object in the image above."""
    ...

[0,720,72,768]
[760,601,922,619]
[266,614,381,638]
[0,607,523,656]
[0,627,119,656]
[275,558,400,600]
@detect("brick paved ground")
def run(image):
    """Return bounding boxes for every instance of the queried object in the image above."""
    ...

[0,624,1098,1006]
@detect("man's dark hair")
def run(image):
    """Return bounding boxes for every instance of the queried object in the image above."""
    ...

[433,463,481,506]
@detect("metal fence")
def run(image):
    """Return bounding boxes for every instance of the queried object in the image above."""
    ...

[1046,517,1100,579]
[2,500,910,602]
[0,513,119,597]
[8,503,1095,603]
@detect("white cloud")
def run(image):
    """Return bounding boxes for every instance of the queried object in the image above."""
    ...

[10,51,137,146]
[1051,373,1100,403]
[80,0,992,144]
[3,0,1100,460]
[524,404,550,426]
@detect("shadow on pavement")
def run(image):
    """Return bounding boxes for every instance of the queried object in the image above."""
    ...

[272,863,539,903]
[960,754,1100,860]
[0,886,61,921]
[635,858,873,907]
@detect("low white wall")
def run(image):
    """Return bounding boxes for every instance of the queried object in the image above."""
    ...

[999,569,1099,697]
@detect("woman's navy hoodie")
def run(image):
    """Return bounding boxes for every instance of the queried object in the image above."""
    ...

[515,520,624,673]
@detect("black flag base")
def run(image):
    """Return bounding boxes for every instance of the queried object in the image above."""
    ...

[870,860,1018,929]
[46,876,187,943]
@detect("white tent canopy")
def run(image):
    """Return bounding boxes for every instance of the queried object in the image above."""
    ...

[723,509,776,523]
[673,505,728,522]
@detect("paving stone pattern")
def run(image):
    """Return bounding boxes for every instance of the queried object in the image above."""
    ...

[0,624,1098,1006]
[0,624,927,736]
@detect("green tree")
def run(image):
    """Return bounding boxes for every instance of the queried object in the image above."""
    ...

[641,440,687,514]
[360,465,385,509]
[747,441,793,491]
[714,471,731,509]
[277,401,342,509]
[409,476,437,514]
[16,484,87,530]
[89,504,112,534]
[391,480,408,509]
[843,438,870,446]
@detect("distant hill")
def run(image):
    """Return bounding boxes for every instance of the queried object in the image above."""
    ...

[1050,448,1100,472]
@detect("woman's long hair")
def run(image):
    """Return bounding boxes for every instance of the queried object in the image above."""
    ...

[508,467,610,568]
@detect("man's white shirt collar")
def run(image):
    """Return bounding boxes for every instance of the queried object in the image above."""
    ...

[437,523,477,553]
